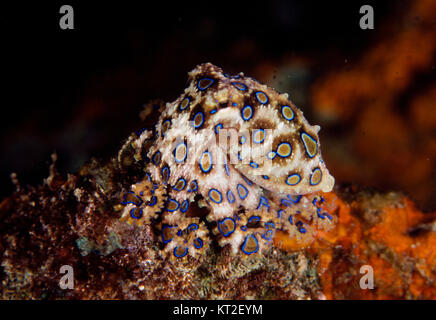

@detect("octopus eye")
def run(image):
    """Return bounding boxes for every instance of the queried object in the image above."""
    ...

[241,234,259,255]
[241,105,253,121]
[281,105,294,121]
[301,132,318,158]
[208,188,223,204]
[236,184,248,200]
[255,91,269,104]
[197,78,214,91]
[277,142,292,158]
[218,217,236,237]
[310,168,322,186]
[286,173,301,186]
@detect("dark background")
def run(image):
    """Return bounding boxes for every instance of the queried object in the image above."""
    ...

[1,1,417,203]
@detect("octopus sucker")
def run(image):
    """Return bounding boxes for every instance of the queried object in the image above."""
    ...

[120,63,336,259]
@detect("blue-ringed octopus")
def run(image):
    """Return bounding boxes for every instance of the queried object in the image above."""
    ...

[118,63,335,261]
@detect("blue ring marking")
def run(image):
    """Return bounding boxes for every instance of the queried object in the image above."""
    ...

[248,216,261,225]
[174,142,188,164]
[237,184,248,200]
[148,196,157,207]
[267,151,276,160]
[224,158,230,176]
[301,132,318,158]
[199,151,213,173]
[140,192,144,196]
[232,82,247,91]
[241,105,254,121]
[312,197,318,206]
[232,102,238,107]
[262,230,274,241]
[173,246,188,258]
[265,222,275,230]
[161,119,171,137]
[277,209,284,218]
[161,225,176,244]
[187,223,199,232]
[241,175,253,186]
[208,188,223,204]
[252,129,265,144]
[298,227,307,234]
[325,213,333,220]
[121,191,143,206]
[241,234,259,255]
[166,199,180,212]
[281,198,294,207]
[145,172,152,182]
[193,238,203,249]
[214,123,223,134]
[277,142,292,158]
[249,161,259,169]
[177,230,182,237]
[239,135,246,144]
[317,209,326,220]
[197,77,214,91]
[288,215,294,225]
[287,194,302,203]
[152,151,161,165]
[161,166,170,183]
[188,180,198,192]
[286,173,301,186]
[129,207,143,219]
[218,217,236,237]
[193,111,204,129]
[281,105,295,121]
[257,196,270,212]
[226,190,235,204]
[210,108,218,114]
[179,97,191,111]
[240,226,248,231]
[172,178,186,191]
[180,200,189,213]
[255,91,269,104]
[237,152,243,161]
[310,168,322,185]
[262,175,269,180]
